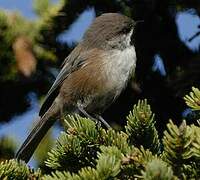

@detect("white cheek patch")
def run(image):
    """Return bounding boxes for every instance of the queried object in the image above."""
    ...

[120,29,133,49]
[124,29,133,47]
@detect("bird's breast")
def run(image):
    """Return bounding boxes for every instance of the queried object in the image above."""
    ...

[102,45,136,94]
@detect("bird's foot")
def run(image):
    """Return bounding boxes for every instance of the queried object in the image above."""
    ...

[77,105,111,129]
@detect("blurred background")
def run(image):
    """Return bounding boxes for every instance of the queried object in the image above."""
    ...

[0,0,199,169]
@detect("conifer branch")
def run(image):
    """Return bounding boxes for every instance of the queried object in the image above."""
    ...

[125,99,160,154]
[162,120,199,178]
[45,115,100,171]
[184,87,200,111]
[0,159,41,180]
[1,97,200,179]
[141,159,176,180]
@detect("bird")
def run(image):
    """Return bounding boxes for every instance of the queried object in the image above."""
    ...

[16,13,137,163]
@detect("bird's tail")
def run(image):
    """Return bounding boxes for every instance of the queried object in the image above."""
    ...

[15,101,59,163]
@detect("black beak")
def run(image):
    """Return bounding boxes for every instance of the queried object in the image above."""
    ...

[135,20,144,24]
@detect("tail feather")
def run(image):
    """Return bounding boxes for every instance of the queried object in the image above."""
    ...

[15,117,55,162]
[15,102,59,163]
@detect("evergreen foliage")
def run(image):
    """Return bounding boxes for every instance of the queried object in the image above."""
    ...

[0,159,41,180]
[46,116,100,171]
[184,87,200,111]
[0,4,57,81]
[1,91,200,178]
[141,159,175,180]
[125,99,160,154]
[162,120,196,178]
[1,95,200,178]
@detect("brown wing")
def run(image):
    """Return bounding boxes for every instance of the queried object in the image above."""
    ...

[39,45,85,116]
